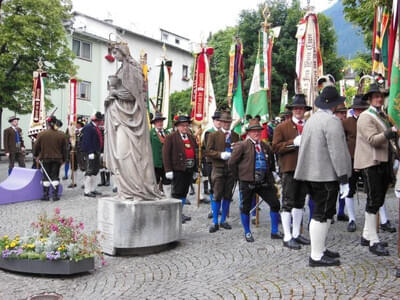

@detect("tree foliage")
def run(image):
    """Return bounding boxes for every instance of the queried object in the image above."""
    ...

[169,88,192,117]
[0,0,76,114]
[343,0,393,49]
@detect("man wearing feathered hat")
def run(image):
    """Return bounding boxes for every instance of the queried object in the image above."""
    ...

[295,86,352,267]
[272,94,311,250]
[229,118,281,242]
[340,95,369,232]
[354,83,396,256]
[33,116,67,201]
[163,115,198,223]
[205,111,239,233]
[81,111,104,198]
[150,111,168,192]
[4,116,26,175]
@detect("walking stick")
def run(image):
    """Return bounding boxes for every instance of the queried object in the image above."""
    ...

[69,148,77,188]
[38,160,56,190]
[255,194,260,227]
[197,126,203,208]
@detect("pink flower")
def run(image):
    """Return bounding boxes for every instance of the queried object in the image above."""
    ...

[55,208,60,215]
[50,224,59,232]
[79,222,84,230]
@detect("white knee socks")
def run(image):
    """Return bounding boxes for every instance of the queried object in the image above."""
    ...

[310,219,327,261]
[345,197,356,222]
[281,211,292,242]
[292,208,303,239]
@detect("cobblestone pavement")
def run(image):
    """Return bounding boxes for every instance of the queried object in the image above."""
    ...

[0,159,399,299]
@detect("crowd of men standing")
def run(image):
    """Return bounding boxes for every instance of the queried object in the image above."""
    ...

[2,81,399,269]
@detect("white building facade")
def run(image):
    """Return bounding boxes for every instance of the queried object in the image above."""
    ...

[2,12,193,150]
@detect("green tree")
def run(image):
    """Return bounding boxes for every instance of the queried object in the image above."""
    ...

[342,0,392,49]
[169,88,192,117]
[347,52,372,77]
[0,0,76,136]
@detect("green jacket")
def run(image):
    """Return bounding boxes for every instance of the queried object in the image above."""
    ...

[150,127,167,168]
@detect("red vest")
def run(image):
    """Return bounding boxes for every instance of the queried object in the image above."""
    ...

[183,138,195,159]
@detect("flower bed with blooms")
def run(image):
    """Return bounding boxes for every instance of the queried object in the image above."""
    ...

[0,208,105,265]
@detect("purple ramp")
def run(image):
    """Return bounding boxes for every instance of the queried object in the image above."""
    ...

[0,167,63,205]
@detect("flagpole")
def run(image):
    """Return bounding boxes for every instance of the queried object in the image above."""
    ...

[262,6,272,120]
[197,125,202,208]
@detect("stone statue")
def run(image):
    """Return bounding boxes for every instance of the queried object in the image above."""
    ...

[104,42,162,200]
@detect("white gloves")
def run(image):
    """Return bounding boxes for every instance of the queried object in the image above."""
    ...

[395,190,400,198]
[193,172,198,180]
[272,171,281,183]
[394,159,400,171]
[165,171,173,180]
[339,183,350,198]
[220,152,232,160]
[88,153,95,160]
[293,135,302,147]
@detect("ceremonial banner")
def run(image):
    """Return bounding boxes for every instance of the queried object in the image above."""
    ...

[280,83,288,113]
[156,59,172,128]
[228,40,245,135]
[388,7,400,128]
[246,30,275,122]
[295,13,323,109]
[68,78,77,148]
[372,5,391,78]
[191,47,216,130]
[388,0,400,86]
[28,69,47,138]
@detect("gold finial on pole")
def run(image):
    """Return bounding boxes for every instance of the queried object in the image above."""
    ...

[261,6,271,32]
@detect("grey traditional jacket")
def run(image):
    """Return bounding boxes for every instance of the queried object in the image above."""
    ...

[294,109,352,184]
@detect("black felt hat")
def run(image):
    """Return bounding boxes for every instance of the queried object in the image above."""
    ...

[314,86,346,109]
[212,111,221,120]
[174,115,191,126]
[362,83,389,100]
[246,119,263,131]
[151,112,166,124]
[8,116,19,122]
[286,94,312,111]
[351,94,369,109]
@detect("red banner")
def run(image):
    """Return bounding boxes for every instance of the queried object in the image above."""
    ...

[69,78,77,125]
[192,50,206,123]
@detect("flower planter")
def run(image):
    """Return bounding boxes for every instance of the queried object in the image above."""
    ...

[0,257,94,275]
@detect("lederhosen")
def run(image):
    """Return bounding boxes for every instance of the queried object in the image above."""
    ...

[203,128,215,193]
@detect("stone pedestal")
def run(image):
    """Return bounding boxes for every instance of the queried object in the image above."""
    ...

[97,197,182,255]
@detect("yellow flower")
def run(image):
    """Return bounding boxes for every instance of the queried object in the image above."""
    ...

[3,235,8,240]
[28,244,35,249]
[10,242,16,248]
[5,245,9,249]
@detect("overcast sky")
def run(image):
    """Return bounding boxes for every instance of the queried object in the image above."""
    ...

[72,0,336,42]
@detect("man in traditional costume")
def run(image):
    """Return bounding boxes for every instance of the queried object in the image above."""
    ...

[34,116,67,201]
[354,83,396,256]
[150,112,168,192]
[205,111,239,233]
[341,95,369,232]
[272,94,311,250]
[4,116,25,175]
[295,86,352,267]
[229,119,281,242]
[163,115,198,223]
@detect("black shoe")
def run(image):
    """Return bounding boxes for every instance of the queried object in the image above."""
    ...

[53,186,60,201]
[369,243,390,256]
[68,183,77,188]
[271,232,283,240]
[84,192,96,198]
[208,211,213,219]
[380,221,396,233]
[209,224,219,233]
[323,249,340,258]
[361,236,388,247]
[294,235,310,245]
[185,199,191,205]
[62,176,68,180]
[113,187,117,193]
[337,214,349,222]
[200,198,210,204]
[92,190,102,195]
[283,238,301,250]
[331,219,335,224]
[183,215,191,222]
[245,233,254,242]
[309,255,340,267]
[220,222,232,230]
[347,220,356,232]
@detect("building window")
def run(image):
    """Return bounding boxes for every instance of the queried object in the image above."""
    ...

[162,33,168,41]
[78,81,91,100]
[175,38,180,45]
[72,39,92,60]
[182,65,189,81]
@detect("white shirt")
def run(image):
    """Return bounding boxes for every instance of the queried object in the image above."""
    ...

[292,116,305,126]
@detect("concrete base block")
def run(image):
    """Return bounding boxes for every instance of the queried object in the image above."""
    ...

[97,197,182,255]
